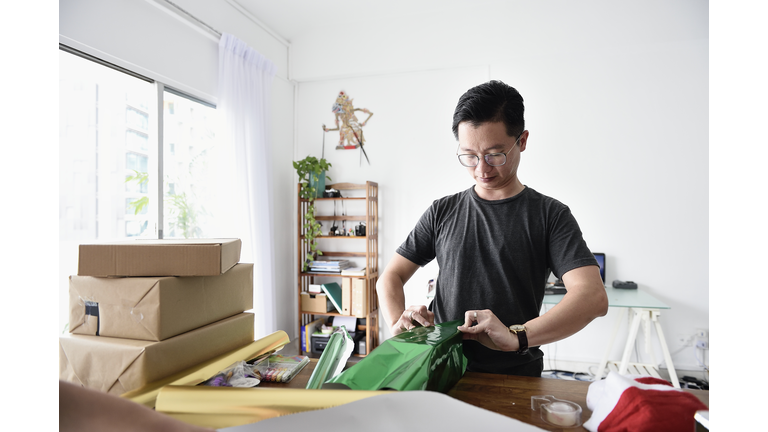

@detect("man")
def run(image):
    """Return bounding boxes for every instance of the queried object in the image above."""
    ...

[376,80,609,376]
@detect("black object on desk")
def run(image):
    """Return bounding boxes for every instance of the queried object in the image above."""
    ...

[311,330,364,353]
[544,280,566,295]
[612,280,638,289]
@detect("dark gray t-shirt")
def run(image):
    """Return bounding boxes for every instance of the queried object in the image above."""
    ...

[396,186,597,374]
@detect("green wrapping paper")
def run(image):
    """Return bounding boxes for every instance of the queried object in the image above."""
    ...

[305,327,355,389]
[323,320,467,392]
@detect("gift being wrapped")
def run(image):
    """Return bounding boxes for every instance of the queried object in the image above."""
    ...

[323,320,467,392]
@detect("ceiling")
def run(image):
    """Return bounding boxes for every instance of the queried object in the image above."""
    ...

[233,0,465,43]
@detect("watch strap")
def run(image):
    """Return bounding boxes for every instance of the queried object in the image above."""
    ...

[509,325,529,355]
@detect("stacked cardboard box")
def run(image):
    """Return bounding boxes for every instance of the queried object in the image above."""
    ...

[59,238,255,396]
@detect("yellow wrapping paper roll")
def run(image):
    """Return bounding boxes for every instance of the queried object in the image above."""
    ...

[121,330,291,408]
[155,386,392,429]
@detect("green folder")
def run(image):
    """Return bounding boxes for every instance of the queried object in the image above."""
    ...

[321,282,344,314]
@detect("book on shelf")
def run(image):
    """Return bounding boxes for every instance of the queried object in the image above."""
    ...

[301,318,325,352]
[309,260,354,273]
[310,260,351,267]
[309,267,343,273]
[321,282,344,314]
[341,266,366,276]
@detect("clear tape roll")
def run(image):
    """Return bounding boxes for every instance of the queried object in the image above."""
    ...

[531,395,582,428]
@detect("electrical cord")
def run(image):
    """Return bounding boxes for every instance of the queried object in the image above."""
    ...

[542,370,594,382]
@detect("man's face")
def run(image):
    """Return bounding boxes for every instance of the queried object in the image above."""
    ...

[457,121,527,199]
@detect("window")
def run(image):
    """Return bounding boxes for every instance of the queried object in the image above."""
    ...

[126,130,149,151]
[59,47,223,333]
[126,106,149,132]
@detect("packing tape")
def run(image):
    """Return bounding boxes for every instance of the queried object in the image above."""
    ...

[84,300,100,336]
[531,395,582,428]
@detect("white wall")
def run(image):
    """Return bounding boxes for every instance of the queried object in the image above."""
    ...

[58,0,297,338]
[293,1,708,371]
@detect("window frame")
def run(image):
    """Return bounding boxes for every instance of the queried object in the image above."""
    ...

[60,43,216,239]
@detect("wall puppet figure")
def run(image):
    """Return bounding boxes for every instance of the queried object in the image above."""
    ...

[322,91,373,164]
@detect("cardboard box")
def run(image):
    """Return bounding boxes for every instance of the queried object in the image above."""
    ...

[78,238,241,277]
[59,312,254,396]
[300,292,332,313]
[351,278,367,318]
[69,263,254,341]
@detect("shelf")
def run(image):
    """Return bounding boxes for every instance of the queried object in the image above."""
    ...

[300,197,366,202]
[301,235,369,240]
[315,215,367,221]
[300,271,378,278]
[308,251,367,257]
[298,181,379,356]
[300,309,378,319]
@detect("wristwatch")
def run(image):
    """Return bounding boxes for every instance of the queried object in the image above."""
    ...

[508,324,529,355]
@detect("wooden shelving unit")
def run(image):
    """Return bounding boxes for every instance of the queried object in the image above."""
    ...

[297,181,379,356]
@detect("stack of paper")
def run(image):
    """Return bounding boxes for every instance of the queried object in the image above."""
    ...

[341,267,366,276]
[309,260,352,273]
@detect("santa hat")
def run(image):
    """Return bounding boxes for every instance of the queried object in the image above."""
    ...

[583,372,708,432]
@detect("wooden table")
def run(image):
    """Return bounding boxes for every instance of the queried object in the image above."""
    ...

[260,359,709,431]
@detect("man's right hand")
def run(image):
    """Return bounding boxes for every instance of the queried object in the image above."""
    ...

[392,305,434,335]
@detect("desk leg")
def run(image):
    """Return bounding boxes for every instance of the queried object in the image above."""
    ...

[642,312,659,367]
[652,311,680,389]
[595,307,626,381]
[618,308,643,375]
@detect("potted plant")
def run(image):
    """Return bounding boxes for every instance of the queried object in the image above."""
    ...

[293,156,332,271]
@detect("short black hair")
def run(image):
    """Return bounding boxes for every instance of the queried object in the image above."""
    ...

[452,80,525,140]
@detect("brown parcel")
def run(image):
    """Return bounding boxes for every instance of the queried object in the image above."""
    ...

[78,238,241,277]
[59,312,254,396]
[69,263,254,341]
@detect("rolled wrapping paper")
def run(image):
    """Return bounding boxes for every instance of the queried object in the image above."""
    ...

[154,326,383,429]
[155,386,392,429]
[305,326,355,389]
[121,330,291,408]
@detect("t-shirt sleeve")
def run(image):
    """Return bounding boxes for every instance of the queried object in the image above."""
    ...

[547,205,598,279]
[395,204,437,267]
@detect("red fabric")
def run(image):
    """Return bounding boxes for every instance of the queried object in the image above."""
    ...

[598,386,708,432]
[633,377,672,386]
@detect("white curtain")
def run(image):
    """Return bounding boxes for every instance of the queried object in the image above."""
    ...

[218,33,277,338]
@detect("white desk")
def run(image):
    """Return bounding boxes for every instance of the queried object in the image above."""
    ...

[543,286,680,388]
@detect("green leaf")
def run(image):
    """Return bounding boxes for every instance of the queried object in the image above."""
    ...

[127,196,149,215]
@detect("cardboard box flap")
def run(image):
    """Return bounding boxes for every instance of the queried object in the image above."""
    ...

[78,238,241,277]
[69,276,162,338]
[59,334,148,393]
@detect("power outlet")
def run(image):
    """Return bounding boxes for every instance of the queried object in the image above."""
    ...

[694,328,709,350]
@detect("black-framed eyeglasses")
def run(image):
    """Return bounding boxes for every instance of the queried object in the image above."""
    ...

[457,133,524,167]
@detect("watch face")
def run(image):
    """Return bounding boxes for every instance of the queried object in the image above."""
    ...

[509,325,525,333]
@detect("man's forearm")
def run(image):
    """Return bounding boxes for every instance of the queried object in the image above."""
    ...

[525,266,609,348]
[376,253,420,329]
[376,271,407,328]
